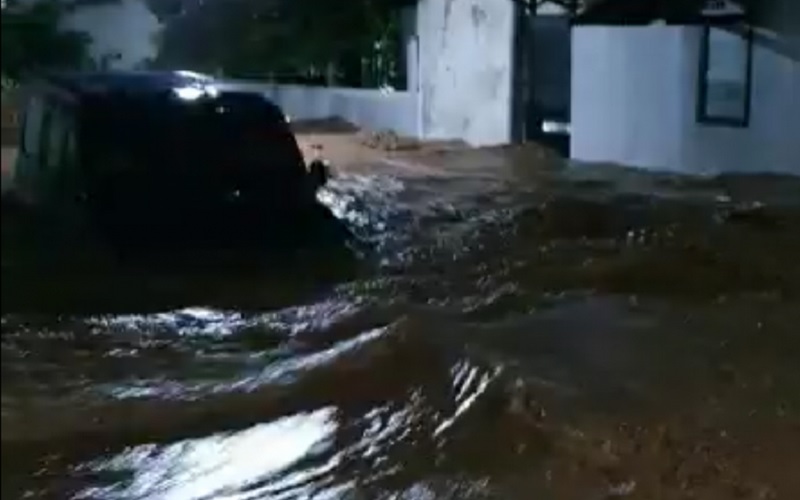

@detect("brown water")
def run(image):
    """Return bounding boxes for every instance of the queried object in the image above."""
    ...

[3,158,800,499]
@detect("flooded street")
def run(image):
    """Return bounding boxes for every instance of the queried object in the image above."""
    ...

[3,154,800,499]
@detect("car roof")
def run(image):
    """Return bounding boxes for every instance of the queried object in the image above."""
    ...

[38,70,283,103]
[32,71,288,119]
[40,70,216,96]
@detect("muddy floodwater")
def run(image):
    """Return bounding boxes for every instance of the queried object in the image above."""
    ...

[2,155,800,499]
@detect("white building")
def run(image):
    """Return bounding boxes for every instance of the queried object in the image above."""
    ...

[265,0,799,176]
[570,0,800,175]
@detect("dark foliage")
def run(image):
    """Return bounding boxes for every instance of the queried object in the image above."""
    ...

[1,0,93,79]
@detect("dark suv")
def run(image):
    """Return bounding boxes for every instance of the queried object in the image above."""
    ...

[13,70,330,245]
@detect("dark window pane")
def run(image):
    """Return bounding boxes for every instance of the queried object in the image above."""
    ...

[697,25,752,127]
[21,96,45,154]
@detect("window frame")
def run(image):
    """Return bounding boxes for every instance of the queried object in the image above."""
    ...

[695,23,754,128]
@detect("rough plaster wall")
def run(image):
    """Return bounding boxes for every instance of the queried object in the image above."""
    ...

[571,26,800,175]
[61,0,161,69]
[416,0,515,145]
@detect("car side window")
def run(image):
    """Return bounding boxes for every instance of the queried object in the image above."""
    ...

[63,123,78,169]
[44,104,66,170]
[38,101,77,172]
[21,96,45,155]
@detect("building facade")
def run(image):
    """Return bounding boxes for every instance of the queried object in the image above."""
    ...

[570,0,800,175]
[218,0,800,175]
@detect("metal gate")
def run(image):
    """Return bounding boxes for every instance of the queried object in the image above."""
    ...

[513,9,572,156]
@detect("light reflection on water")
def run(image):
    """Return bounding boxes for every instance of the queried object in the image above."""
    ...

[3,163,800,499]
[76,408,339,500]
[89,300,367,341]
[70,352,507,500]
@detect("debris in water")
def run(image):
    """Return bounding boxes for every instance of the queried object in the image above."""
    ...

[607,479,636,497]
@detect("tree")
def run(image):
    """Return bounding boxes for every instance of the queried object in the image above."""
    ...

[147,0,415,86]
[1,0,93,80]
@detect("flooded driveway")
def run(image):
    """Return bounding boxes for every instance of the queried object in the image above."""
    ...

[2,152,800,499]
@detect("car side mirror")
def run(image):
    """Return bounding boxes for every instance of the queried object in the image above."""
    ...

[308,159,330,189]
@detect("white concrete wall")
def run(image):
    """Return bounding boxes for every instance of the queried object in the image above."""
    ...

[61,0,161,70]
[220,0,518,145]
[415,0,516,145]
[571,26,800,176]
[251,84,419,138]
[571,27,687,171]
